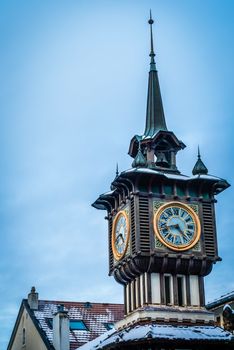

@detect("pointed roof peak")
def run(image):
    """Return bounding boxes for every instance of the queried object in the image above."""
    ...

[192,146,208,175]
[143,14,167,138]
[132,140,147,168]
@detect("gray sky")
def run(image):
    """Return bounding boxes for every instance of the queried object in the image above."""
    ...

[1,1,234,348]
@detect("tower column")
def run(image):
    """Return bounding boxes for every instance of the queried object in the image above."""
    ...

[124,272,206,313]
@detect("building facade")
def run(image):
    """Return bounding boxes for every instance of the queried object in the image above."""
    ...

[8,288,124,350]
[206,291,234,332]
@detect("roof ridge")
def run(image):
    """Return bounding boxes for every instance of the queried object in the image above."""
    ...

[38,299,124,305]
[207,291,234,305]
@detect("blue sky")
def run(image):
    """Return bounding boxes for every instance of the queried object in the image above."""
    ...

[0,0,234,348]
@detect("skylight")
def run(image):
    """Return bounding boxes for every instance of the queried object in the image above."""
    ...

[46,318,89,331]
[70,320,88,331]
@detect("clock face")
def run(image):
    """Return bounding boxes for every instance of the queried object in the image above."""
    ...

[112,211,130,261]
[154,202,201,251]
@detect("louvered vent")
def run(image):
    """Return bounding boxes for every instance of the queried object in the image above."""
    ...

[139,197,150,252]
[131,197,136,255]
[109,219,114,271]
[202,202,216,258]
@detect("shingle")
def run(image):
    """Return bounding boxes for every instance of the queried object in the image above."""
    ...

[33,300,124,349]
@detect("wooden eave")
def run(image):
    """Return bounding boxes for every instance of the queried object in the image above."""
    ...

[188,176,230,195]
[120,169,230,196]
[92,169,230,212]
[128,131,186,158]
[92,177,134,212]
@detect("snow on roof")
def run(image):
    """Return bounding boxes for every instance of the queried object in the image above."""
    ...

[206,291,234,310]
[101,190,115,196]
[77,323,233,349]
[123,168,226,183]
[223,304,234,316]
[190,174,226,181]
[123,168,189,180]
[31,300,124,350]
[76,328,115,350]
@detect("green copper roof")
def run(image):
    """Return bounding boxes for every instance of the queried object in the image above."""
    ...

[144,13,167,138]
[192,146,208,175]
[132,141,147,168]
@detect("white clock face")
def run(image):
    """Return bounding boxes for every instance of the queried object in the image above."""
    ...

[112,211,130,260]
[154,202,201,251]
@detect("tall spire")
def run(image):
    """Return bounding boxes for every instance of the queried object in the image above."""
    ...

[144,12,167,137]
[128,14,185,171]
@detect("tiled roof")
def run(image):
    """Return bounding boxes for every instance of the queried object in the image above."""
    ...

[206,291,234,310]
[78,323,234,349]
[29,300,124,349]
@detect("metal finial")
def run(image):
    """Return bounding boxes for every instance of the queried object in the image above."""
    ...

[198,145,201,158]
[138,139,141,150]
[148,9,154,25]
[116,163,119,177]
[148,10,156,68]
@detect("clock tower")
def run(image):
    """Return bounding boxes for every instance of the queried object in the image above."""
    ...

[92,15,230,331]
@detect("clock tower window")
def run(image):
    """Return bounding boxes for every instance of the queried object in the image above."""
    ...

[164,275,173,305]
[189,275,200,307]
[177,276,186,306]
[151,273,161,304]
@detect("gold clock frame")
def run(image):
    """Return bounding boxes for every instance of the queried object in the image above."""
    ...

[153,201,201,251]
[112,210,130,261]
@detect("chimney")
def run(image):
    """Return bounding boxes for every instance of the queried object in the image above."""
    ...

[53,304,70,350]
[27,286,38,310]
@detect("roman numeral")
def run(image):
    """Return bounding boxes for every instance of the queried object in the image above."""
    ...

[173,207,179,215]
